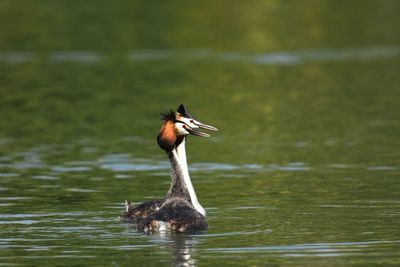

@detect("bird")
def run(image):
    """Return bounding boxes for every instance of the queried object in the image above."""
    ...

[120,104,218,232]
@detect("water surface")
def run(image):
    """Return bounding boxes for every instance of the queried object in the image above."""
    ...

[1,1,400,266]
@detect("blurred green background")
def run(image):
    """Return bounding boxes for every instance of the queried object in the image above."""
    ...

[0,1,400,266]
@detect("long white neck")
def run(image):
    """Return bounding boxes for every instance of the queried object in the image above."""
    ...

[174,139,206,216]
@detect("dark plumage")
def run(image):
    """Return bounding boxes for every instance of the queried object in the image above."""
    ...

[120,199,165,223]
[160,109,176,121]
[177,104,191,117]
[137,198,208,232]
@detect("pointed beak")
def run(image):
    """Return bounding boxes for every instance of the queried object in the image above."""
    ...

[185,121,218,138]
[195,122,218,131]
[186,128,211,137]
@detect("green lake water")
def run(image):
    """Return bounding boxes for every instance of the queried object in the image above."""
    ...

[1,1,400,266]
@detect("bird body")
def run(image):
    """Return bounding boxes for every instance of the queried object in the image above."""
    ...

[120,104,217,232]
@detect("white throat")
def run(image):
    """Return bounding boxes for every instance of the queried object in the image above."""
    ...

[173,139,206,216]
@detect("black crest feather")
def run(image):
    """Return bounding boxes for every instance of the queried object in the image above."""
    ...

[160,109,176,121]
[177,104,191,118]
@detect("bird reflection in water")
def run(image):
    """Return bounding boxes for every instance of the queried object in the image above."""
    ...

[150,232,200,267]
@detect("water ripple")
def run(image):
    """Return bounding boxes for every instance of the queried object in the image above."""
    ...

[0,211,104,218]
[1,46,399,64]
[206,240,400,255]
[192,229,272,238]
[367,166,398,171]
[52,166,92,172]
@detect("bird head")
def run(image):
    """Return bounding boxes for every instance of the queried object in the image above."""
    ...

[157,104,218,151]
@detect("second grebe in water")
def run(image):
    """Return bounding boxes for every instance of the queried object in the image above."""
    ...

[120,104,218,232]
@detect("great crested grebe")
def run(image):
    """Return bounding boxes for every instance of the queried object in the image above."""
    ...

[120,104,218,232]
